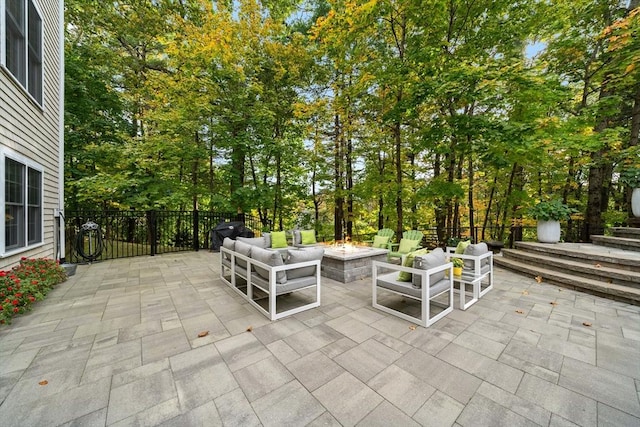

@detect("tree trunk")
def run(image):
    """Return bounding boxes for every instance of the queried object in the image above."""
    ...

[586,84,615,238]
[230,128,245,213]
[467,152,475,242]
[445,142,456,242]
[625,84,640,216]
[482,172,498,240]
[394,120,403,238]
[276,155,283,231]
[334,114,344,241]
[434,153,446,243]
[346,142,353,239]
[498,163,519,240]
[192,131,199,212]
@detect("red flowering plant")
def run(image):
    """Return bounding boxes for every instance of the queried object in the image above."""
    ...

[0,257,67,325]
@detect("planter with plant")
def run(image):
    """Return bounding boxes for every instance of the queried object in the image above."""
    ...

[528,199,575,243]
[452,258,464,276]
[619,166,640,218]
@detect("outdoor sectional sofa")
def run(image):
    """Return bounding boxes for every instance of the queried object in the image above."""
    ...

[220,237,324,320]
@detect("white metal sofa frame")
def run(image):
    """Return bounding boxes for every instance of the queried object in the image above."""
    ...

[372,260,453,327]
[446,245,494,308]
[220,247,321,321]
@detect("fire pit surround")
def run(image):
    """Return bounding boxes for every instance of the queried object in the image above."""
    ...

[320,243,389,283]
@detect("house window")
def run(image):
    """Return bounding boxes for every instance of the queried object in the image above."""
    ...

[3,0,43,104]
[2,152,43,254]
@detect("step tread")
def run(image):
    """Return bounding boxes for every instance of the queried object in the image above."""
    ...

[591,235,640,252]
[592,235,640,243]
[514,242,640,265]
[611,227,640,238]
[495,258,640,302]
[500,249,640,281]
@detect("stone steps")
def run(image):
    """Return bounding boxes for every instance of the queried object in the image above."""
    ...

[494,233,640,305]
[611,226,640,239]
[494,257,640,304]
[499,248,640,288]
[590,235,640,252]
[509,241,640,271]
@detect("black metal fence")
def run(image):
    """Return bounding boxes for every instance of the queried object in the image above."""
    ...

[64,210,262,263]
[64,210,592,263]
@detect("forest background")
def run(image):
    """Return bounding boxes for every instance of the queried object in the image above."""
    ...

[64,0,640,244]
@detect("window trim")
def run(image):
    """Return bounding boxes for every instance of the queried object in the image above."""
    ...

[1,0,44,107]
[1,146,45,257]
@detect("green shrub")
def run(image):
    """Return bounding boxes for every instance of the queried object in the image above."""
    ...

[527,199,576,222]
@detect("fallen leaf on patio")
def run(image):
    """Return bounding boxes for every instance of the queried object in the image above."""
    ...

[594,263,602,268]
[535,276,543,283]
[515,309,524,314]
[246,326,253,332]
[582,322,592,327]
[197,331,209,338]
[522,290,529,295]
[39,380,48,386]
[550,301,558,306]
[409,325,417,330]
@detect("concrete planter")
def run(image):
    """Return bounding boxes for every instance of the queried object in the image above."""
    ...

[632,188,640,217]
[537,220,561,243]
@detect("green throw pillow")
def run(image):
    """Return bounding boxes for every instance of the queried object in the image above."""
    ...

[271,231,288,248]
[398,239,420,254]
[455,240,471,254]
[372,235,390,248]
[300,230,317,245]
[398,248,430,282]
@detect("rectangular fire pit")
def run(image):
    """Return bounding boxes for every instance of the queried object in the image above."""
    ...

[321,246,389,283]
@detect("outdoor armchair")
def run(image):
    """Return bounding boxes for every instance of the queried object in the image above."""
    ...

[372,247,453,327]
[364,228,395,248]
[387,230,423,262]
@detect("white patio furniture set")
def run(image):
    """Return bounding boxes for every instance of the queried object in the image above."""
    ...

[220,235,493,328]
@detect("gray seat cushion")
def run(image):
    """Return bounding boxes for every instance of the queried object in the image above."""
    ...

[377,272,421,298]
[250,246,287,284]
[237,236,267,249]
[222,238,235,266]
[251,274,317,295]
[412,247,446,289]
[234,240,253,269]
[377,272,451,300]
[285,247,324,279]
[223,237,235,251]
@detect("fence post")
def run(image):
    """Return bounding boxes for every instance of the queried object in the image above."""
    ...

[193,209,200,252]
[148,210,157,256]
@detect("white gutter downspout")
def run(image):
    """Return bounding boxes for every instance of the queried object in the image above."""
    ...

[57,0,65,262]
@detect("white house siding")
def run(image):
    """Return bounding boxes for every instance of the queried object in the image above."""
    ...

[0,0,63,270]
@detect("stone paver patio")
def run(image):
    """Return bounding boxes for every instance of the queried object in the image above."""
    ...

[0,251,639,426]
